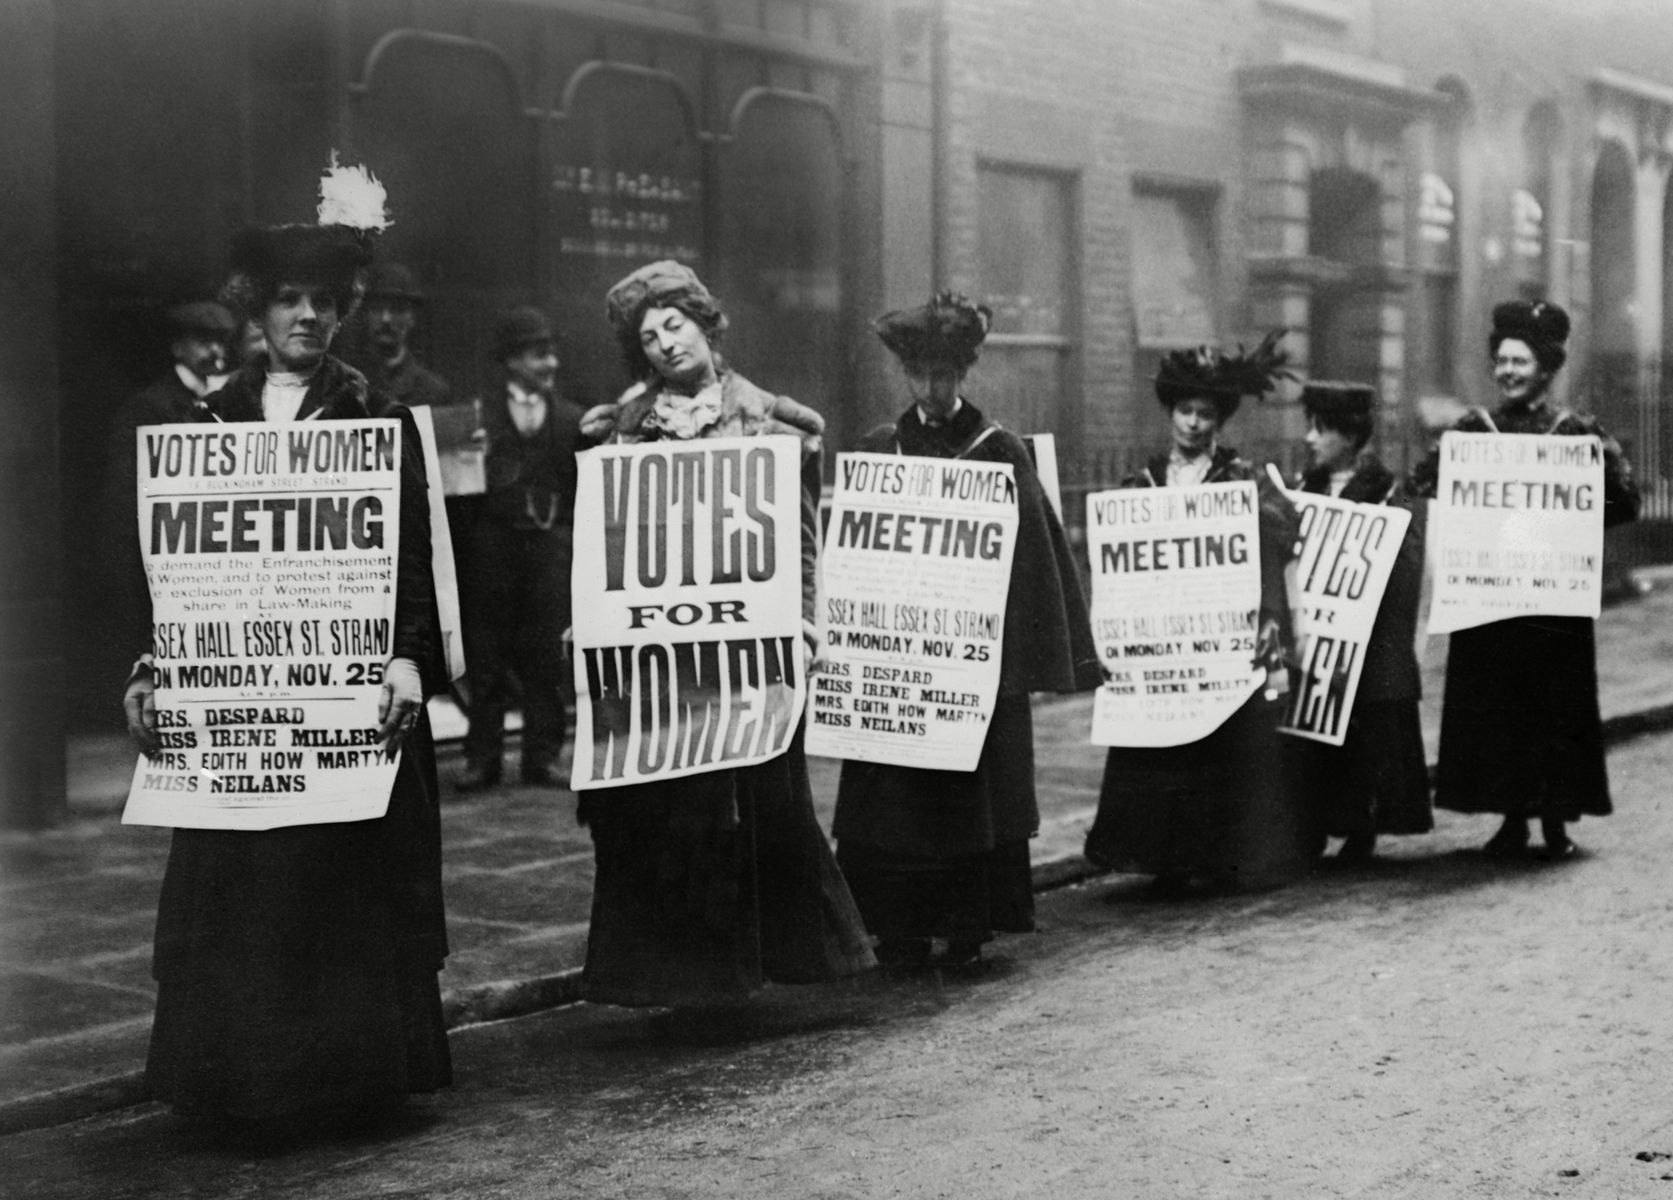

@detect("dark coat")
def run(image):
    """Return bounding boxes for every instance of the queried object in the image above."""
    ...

[578,372,874,1006]
[455,384,585,770]
[1084,444,1314,885]
[1294,454,1431,838]
[141,353,451,1120]
[830,400,1101,944]
[1298,454,1423,705]
[105,374,219,652]
[1408,400,1639,820]
[364,352,450,414]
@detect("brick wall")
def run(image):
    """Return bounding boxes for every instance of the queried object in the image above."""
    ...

[936,0,1377,485]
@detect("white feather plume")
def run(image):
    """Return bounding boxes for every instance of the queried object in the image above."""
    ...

[316,151,391,232]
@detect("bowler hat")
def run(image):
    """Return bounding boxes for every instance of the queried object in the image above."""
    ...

[494,307,554,360]
[165,301,237,341]
[364,261,427,305]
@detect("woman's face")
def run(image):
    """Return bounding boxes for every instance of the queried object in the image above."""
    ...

[903,364,963,419]
[1492,337,1552,406]
[261,281,340,372]
[638,305,716,390]
[1304,417,1357,474]
[1170,396,1221,456]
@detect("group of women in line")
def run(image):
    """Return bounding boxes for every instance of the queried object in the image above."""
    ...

[118,169,1639,1138]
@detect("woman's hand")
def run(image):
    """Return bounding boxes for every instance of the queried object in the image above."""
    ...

[580,402,623,442]
[1252,617,1291,700]
[123,665,160,757]
[378,657,425,753]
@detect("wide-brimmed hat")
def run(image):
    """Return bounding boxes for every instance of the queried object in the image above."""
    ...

[223,155,389,314]
[873,291,992,372]
[1153,329,1292,421]
[493,307,555,360]
[1489,299,1569,372]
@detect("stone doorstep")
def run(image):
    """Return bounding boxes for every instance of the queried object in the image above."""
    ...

[9,694,1673,1139]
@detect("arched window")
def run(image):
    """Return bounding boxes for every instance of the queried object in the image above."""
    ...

[546,64,705,408]
[1516,101,1563,300]
[1413,77,1468,398]
[1309,165,1382,383]
[715,90,846,434]
[1589,138,1637,432]
[352,33,536,398]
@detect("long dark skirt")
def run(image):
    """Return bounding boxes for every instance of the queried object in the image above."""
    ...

[835,838,1034,945]
[580,732,875,1009]
[146,722,451,1122]
[1300,699,1433,839]
[1084,694,1312,887]
[832,694,1040,945]
[1435,615,1610,820]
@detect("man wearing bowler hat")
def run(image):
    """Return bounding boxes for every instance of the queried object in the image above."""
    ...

[455,307,582,790]
[354,260,450,413]
[104,299,238,653]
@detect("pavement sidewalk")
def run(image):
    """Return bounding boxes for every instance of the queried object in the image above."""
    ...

[5,572,1673,1135]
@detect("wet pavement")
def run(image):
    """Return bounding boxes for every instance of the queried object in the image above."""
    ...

[4,572,1673,1133]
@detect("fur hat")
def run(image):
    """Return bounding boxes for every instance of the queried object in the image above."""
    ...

[1489,299,1569,373]
[363,261,427,305]
[604,260,728,379]
[1300,380,1376,420]
[873,291,992,372]
[493,307,555,361]
[1154,329,1292,421]
[165,301,237,342]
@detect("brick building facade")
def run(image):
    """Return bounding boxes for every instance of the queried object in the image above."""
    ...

[897,0,1673,509]
[10,0,1673,823]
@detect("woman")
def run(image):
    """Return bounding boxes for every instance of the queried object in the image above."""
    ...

[577,260,874,1007]
[120,162,450,1131]
[832,292,1101,969]
[1082,334,1310,892]
[1408,300,1639,859]
[1291,380,1431,860]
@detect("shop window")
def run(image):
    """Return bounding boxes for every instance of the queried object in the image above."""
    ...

[977,162,1076,439]
[546,65,706,407]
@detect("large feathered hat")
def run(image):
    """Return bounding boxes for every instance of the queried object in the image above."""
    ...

[1489,299,1569,373]
[1154,329,1293,421]
[223,154,390,318]
[873,291,992,372]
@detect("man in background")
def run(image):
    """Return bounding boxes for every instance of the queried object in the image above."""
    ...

[354,261,450,413]
[119,300,235,425]
[104,299,237,661]
[454,308,581,791]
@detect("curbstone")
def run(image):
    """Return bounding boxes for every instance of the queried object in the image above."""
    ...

[10,689,1673,1139]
